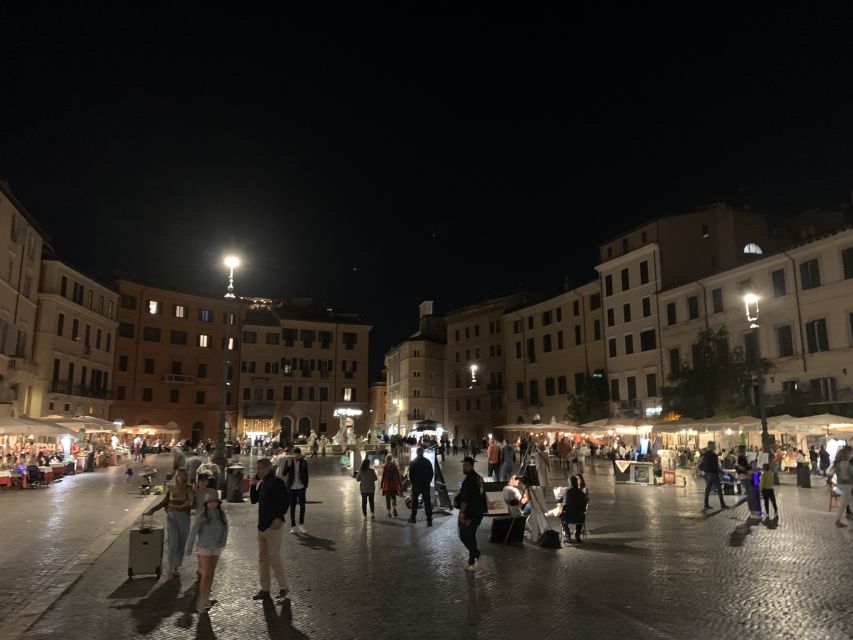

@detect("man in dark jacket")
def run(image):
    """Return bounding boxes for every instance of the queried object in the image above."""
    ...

[408,446,434,526]
[819,445,831,476]
[282,448,309,534]
[701,441,727,510]
[249,458,290,601]
[458,456,487,570]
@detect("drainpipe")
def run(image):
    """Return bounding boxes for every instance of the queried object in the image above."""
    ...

[784,252,808,373]
[697,281,709,330]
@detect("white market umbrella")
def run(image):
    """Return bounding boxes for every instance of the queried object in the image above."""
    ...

[0,417,78,438]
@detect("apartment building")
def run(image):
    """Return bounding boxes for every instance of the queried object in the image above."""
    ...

[597,204,773,418]
[0,182,48,416]
[503,282,606,425]
[368,380,387,432]
[30,258,118,419]
[385,301,446,435]
[660,226,853,413]
[237,298,371,441]
[110,280,241,442]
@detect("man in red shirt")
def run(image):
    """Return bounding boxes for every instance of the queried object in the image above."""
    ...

[487,439,500,479]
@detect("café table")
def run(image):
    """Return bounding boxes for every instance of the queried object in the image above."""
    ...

[51,462,66,477]
[0,469,11,488]
[38,466,54,485]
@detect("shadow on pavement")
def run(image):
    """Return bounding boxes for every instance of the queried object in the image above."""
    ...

[108,577,158,600]
[571,537,647,555]
[728,518,761,547]
[296,535,336,552]
[262,597,309,639]
[111,576,197,634]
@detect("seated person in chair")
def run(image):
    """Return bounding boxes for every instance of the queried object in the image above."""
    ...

[502,474,530,517]
[558,475,589,543]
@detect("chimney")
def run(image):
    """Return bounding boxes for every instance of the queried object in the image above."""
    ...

[418,300,434,319]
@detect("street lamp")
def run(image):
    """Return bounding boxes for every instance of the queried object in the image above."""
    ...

[213,255,240,485]
[742,292,770,454]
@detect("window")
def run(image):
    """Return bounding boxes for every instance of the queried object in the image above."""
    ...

[621,268,630,291]
[302,330,315,348]
[116,386,126,401]
[515,341,522,359]
[197,363,208,378]
[84,324,91,346]
[148,300,161,315]
[170,389,179,403]
[572,301,579,317]
[465,327,470,339]
[118,322,135,338]
[691,343,703,368]
[545,378,556,396]
[106,333,111,353]
[142,326,161,342]
[711,288,723,313]
[574,325,582,345]
[144,358,154,374]
[527,316,534,330]
[118,355,128,371]
[589,293,601,310]
[72,283,84,305]
[98,295,104,315]
[120,294,136,310]
[72,319,79,340]
[319,387,329,401]
[743,243,763,255]
[266,388,275,401]
[666,302,676,326]
[610,379,620,402]
[622,238,629,254]
[343,387,354,402]
[543,334,552,353]
[669,348,681,373]
[199,308,213,322]
[623,303,631,323]
[513,320,521,334]
[640,329,656,351]
[526,338,535,363]
[542,311,552,326]
[627,376,637,401]
[474,325,479,337]
[805,319,829,353]
[557,331,564,349]
[800,259,821,289]
[640,260,649,284]
[777,326,794,357]
[454,330,460,342]
[196,390,205,404]
[142,388,153,402]
[343,332,357,350]
[96,329,102,350]
[516,382,524,400]
[646,373,657,398]
[843,247,853,279]
[60,276,68,298]
[624,334,634,354]
[528,380,539,404]
[559,376,568,394]
[319,331,332,348]
[266,332,280,345]
[283,386,293,400]
[243,331,257,344]
[811,377,837,402]
[593,320,601,341]
[170,330,188,345]
[605,275,613,297]
[174,305,186,318]
[243,388,252,401]
[198,334,211,348]
[283,328,296,346]
[608,338,617,358]
[688,296,699,320]
[764,271,784,302]
[56,313,65,336]
[107,300,114,319]
[641,297,651,318]
[607,308,615,327]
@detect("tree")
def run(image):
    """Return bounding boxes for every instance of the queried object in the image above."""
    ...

[661,326,772,419]
[566,374,609,424]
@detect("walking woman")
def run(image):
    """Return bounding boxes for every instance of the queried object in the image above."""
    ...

[186,489,229,614]
[146,468,194,577]
[356,458,378,519]
[380,454,403,517]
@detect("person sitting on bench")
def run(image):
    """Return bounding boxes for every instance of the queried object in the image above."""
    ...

[502,475,529,517]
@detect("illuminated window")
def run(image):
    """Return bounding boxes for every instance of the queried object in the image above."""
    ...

[343,387,353,402]
[198,334,211,348]
[148,300,161,315]
[174,305,186,318]
[743,243,763,255]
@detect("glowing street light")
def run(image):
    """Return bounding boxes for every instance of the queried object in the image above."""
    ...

[743,292,760,328]
[224,255,240,299]
[214,254,240,485]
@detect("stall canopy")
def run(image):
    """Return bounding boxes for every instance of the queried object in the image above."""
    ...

[0,417,78,437]
[42,415,121,433]
[414,419,441,432]
[780,413,853,434]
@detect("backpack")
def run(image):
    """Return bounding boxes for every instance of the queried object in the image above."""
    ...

[540,529,561,548]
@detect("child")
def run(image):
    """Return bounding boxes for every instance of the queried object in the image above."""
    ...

[124,464,134,484]
[186,489,229,614]
[759,463,777,518]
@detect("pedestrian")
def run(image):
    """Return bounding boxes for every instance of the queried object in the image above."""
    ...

[408,446,434,526]
[487,439,500,479]
[356,458,378,519]
[124,464,134,484]
[819,445,831,476]
[283,447,309,534]
[173,445,187,473]
[829,446,853,528]
[461,438,468,458]
[311,439,319,458]
[500,440,516,481]
[457,456,486,571]
[452,438,458,456]
[759,463,778,519]
[145,468,194,577]
[249,457,290,601]
[186,489,229,613]
[380,454,403,517]
[809,446,819,476]
[559,474,589,544]
[700,441,727,510]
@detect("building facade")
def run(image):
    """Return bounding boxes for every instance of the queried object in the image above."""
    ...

[237,298,371,441]
[109,280,241,442]
[368,380,387,432]
[31,259,118,419]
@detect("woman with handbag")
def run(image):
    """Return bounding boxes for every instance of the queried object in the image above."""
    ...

[380,454,403,517]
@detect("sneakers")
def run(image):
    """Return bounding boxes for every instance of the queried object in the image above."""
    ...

[408,517,416,524]
[464,562,476,572]
[426,519,433,527]
[298,524,307,534]
[290,526,297,534]
[252,590,271,600]
[278,589,290,600]
[835,521,848,527]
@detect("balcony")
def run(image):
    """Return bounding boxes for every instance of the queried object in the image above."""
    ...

[74,385,113,399]
[50,381,73,394]
[161,373,195,385]
[7,358,38,375]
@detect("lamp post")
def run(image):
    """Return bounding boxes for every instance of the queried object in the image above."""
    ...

[213,255,240,480]
[743,292,770,454]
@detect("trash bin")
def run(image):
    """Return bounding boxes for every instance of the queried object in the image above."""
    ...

[226,465,245,503]
[226,444,234,459]
[796,462,811,488]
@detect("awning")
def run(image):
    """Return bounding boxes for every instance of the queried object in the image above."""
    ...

[245,405,275,419]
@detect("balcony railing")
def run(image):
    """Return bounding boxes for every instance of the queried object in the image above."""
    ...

[50,381,112,399]
[7,358,38,374]
[162,373,195,385]
[50,381,73,394]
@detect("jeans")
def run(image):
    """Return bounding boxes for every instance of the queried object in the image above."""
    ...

[458,518,482,564]
[744,482,761,513]
[704,474,725,508]
[811,461,819,475]
[576,459,585,476]
[487,462,499,479]
[289,488,306,526]
[761,489,778,515]
[361,492,375,515]
[258,525,288,592]
[500,464,513,482]
[410,486,433,522]
[166,510,190,570]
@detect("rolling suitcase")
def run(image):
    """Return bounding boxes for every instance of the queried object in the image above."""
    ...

[128,513,164,579]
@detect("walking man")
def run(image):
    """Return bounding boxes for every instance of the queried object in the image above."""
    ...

[249,458,290,601]
[408,446,434,526]
[458,456,487,571]
[283,447,309,534]
[701,441,728,510]
[819,445,831,477]
[499,440,516,482]
[487,438,500,479]
[809,446,819,476]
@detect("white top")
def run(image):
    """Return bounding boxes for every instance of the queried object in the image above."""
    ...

[502,485,523,517]
[291,458,304,490]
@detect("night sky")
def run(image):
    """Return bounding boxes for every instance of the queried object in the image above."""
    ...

[2,7,853,380]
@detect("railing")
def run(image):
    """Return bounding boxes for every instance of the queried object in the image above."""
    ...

[74,385,113,399]
[7,358,38,374]
[161,373,195,384]
[50,381,73,394]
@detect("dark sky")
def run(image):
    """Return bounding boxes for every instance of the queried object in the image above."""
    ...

[2,7,853,380]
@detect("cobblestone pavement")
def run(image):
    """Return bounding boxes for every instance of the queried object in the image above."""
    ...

[7,454,853,640]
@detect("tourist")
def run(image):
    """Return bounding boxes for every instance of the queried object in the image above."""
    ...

[487,439,500,479]
[458,456,486,571]
[172,445,187,472]
[283,447,309,534]
[355,458,378,519]
[819,445,831,476]
[499,440,515,482]
[700,441,727,510]
[759,463,778,519]
[146,468,194,577]
[310,438,319,458]
[452,437,458,456]
[559,475,589,543]
[408,446,434,526]
[380,454,402,517]
[502,474,527,517]
[186,451,204,485]
[249,458,290,600]
[809,446,819,476]
[461,438,468,458]
[829,447,852,527]
[186,489,229,613]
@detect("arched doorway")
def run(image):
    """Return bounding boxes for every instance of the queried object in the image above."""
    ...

[280,416,294,443]
[191,422,204,446]
[298,416,311,436]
